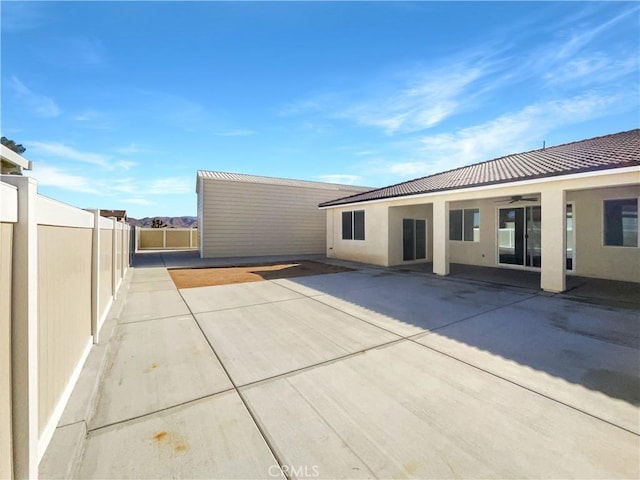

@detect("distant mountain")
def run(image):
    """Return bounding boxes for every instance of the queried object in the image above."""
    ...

[128,216,198,228]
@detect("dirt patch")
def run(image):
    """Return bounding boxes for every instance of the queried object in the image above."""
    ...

[168,260,353,288]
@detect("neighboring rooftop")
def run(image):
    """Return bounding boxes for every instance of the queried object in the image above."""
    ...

[100,210,128,221]
[320,129,640,207]
[197,170,371,193]
[1,144,33,175]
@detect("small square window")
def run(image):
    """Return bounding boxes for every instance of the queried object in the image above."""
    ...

[341,210,365,240]
[449,208,479,242]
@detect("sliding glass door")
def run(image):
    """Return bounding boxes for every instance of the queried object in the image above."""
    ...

[498,206,541,267]
[403,219,426,261]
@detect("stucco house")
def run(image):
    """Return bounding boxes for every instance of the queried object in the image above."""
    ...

[320,129,640,292]
[196,170,370,258]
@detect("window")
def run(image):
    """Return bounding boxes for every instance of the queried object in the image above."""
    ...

[449,208,479,242]
[342,210,365,240]
[604,199,638,247]
[566,204,574,270]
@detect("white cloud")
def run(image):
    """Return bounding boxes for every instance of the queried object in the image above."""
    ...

[9,76,60,118]
[543,53,638,87]
[27,142,137,171]
[342,65,485,135]
[30,165,99,194]
[28,141,110,167]
[283,54,498,135]
[316,174,363,185]
[145,178,193,195]
[415,91,627,173]
[361,90,631,182]
[554,6,638,61]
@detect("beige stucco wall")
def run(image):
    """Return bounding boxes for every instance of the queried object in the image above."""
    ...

[0,223,13,479]
[326,203,390,266]
[388,204,433,266]
[37,225,92,435]
[448,198,500,268]
[201,180,368,258]
[567,185,640,282]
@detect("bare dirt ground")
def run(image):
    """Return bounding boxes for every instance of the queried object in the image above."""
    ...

[169,260,353,288]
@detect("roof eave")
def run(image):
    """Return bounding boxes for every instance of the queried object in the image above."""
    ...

[319,163,640,209]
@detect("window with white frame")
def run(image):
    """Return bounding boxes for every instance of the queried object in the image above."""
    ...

[342,210,365,240]
[604,198,638,247]
[449,208,479,241]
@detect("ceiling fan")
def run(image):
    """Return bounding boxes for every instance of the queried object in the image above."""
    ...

[495,195,539,204]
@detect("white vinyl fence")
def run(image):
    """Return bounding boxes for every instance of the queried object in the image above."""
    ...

[0,175,131,480]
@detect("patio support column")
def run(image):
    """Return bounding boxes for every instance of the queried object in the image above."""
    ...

[432,198,450,276]
[540,187,566,292]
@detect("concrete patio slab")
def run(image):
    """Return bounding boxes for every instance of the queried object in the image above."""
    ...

[128,279,177,292]
[90,315,233,429]
[270,269,394,297]
[309,273,535,336]
[79,392,283,479]
[195,297,400,385]
[179,281,303,313]
[415,295,640,434]
[118,289,190,323]
[48,254,639,480]
[130,267,173,283]
[242,340,639,479]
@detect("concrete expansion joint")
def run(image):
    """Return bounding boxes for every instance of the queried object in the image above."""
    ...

[271,279,406,339]
[190,294,309,316]
[177,289,296,480]
[411,339,639,437]
[236,338,407,391]
[117,312,191,325]
[86,389,236,434]
[423,293,540,336]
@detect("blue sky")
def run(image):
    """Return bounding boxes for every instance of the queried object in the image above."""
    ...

[2,1,638,218]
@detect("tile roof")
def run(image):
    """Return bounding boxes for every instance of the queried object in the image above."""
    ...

[197,170,371,192]
[319,129,640,207]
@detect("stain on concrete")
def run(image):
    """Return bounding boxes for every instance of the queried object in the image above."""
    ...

[551,316,638,349]
[152,430,189,454]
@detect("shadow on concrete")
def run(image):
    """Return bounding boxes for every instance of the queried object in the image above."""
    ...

[277,260,640,413]
[133,250,640,408]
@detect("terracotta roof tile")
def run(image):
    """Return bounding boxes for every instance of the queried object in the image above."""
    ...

[320,129,640,207]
